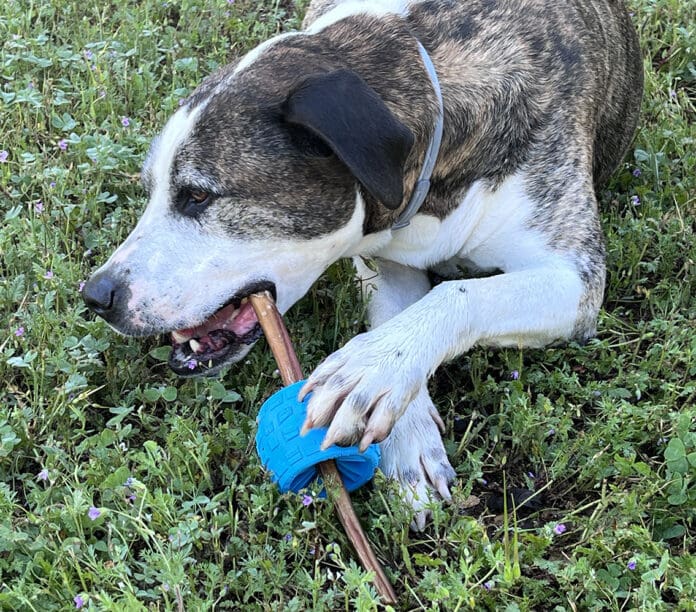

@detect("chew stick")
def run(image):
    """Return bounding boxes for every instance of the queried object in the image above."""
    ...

[249,292,397,605]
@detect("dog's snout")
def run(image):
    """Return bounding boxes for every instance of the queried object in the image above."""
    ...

[82,273,119,317]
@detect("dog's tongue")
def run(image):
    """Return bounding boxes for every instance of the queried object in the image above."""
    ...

[175,300,259,342]
[227,301,258,336]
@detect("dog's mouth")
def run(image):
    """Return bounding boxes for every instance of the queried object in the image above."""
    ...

[167,281,275,376]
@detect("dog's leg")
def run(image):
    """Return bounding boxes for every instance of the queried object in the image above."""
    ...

[352,258,456,527]
[355,257,431,328]
[301,260,589,448]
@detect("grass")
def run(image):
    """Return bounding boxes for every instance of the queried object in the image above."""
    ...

[0,0,694,609]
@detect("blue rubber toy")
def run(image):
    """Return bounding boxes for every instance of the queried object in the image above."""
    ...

[255,380,381,494]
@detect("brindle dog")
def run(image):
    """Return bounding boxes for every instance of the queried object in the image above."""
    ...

[83,0,643,528]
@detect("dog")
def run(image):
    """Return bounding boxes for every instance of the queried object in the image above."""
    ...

[83,0,643,528]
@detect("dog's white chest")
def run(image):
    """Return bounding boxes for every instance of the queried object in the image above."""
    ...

[371,173,553,274]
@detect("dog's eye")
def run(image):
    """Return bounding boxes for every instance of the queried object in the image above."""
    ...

[188,189,210,206]
[175,188,215,217]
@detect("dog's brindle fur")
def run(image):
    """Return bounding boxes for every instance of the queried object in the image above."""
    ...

[83,0,642,527]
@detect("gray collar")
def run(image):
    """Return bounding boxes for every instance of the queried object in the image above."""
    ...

[392,41,444,230]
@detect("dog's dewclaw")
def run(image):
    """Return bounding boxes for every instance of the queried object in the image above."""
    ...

[248,292,398,606]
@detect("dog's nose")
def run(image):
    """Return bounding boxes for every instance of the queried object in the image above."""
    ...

[82,273,118,316]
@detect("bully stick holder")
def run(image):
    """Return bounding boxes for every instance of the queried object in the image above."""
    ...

[249,292,397,605]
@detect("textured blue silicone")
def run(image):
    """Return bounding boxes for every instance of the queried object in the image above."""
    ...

[255,381,381,493]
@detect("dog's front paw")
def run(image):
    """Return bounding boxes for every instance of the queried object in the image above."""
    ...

[379,390,456,530]
[299,330,425,451]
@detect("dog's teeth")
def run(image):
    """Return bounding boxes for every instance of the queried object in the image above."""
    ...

[189,339,202,353]
[172,330,189,344]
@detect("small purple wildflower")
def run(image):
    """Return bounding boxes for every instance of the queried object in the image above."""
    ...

[35,200,44,213]
[74,595,85,609]
[58,139,68,151]
[126,493,136,503]
[187,360,197,370]
[527,471,535,479]
[84,49,94,60]
[88,506,101,521]
[669,89,677,100]
[302,494,313,507]
[632,168,641,178]
[284,533,292,542]
[37,468,49,481]
[44,270,54,279]
[15,326,25,337]
[483,580,494,591]
[553,523,567,535]
[78,280,86,292]
[480,478,488,486]
[627,560,637,570]
[121,116,130,127]
[309,546,316,556]
[0,150,8,163]
[49,181,56,188]
[546,428,556,437]
[124,477,134,487]
[630,195,640,206]
[510,370,519,380]
[227,0,235,4]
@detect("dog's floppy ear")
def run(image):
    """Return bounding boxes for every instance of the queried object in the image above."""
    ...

[283,69,414,210]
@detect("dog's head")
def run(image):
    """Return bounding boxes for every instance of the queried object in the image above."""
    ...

[82,32,415,376]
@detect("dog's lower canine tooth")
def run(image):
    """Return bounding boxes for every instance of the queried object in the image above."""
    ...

[190,339,202,353]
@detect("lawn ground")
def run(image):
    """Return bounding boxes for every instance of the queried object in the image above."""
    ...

[1,0,695,609]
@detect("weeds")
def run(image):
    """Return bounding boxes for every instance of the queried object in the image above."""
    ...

[1,0,695,609]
